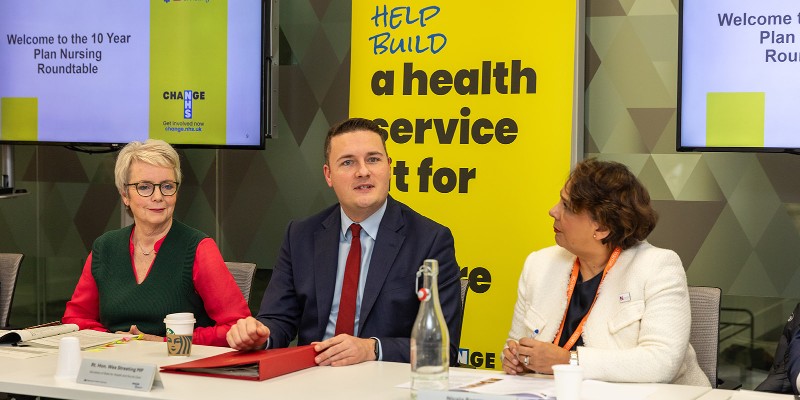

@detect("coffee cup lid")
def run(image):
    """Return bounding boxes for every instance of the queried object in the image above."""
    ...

[164,319,196,324]
[164,312,195,323]
[165,312,194,319]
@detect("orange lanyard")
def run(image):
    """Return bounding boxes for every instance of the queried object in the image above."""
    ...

[553,246,622,350]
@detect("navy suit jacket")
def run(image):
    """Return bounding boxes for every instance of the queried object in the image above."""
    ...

[255,196,462,364]
[757,302,800,394]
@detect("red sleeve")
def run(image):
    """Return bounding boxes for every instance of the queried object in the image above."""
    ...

[191,238,252,346]
[61,253,109,332]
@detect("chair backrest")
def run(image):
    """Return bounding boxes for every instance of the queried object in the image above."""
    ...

[459,277,469,321]
[688,285,721,387]
[225,262,257,303]
[456,277,470,365]
[0,253,23,327]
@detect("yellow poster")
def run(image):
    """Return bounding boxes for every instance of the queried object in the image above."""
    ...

[350,2,578,369]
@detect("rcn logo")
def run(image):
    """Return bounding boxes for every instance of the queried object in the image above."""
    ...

[458,348,496,368]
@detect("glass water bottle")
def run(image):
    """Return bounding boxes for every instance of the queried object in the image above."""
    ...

[410,259,449,396]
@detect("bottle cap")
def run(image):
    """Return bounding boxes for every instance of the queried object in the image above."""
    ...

[417,288,431,301]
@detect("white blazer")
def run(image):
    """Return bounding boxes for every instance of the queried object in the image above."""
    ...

[506,241,710,386]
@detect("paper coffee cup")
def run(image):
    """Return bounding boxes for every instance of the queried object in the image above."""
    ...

[164,312,195,356]
[552,364,583,400]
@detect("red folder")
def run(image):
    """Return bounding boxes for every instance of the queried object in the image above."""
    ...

[159,345,318,381]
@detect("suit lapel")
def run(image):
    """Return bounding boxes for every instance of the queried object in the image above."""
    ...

[314,208,341,337]
[359,197,405,330]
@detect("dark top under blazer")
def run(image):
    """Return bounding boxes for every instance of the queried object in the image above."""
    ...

[255,195,462,364]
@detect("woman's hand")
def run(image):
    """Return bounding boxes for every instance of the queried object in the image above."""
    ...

[502,340,527,375]
[514,337,571,374]
[116,324,164,342]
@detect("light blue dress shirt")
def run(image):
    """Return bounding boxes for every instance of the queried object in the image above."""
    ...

[323,200,387,359]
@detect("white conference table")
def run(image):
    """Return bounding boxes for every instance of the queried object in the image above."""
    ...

[697,389,795,400]
[5,341,411,400]
[0,340,790,400]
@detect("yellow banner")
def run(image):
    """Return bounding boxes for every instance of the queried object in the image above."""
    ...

[350,2,577,369]
[149,0,227,145]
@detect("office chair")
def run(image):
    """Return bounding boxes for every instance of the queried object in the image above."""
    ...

[459,276,469,324]
[0,253,23,328]
[224,262,257,303]
[457,277,473,368]
[687,285,722,387]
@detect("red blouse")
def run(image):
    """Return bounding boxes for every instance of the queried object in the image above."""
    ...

[63,235,251,346]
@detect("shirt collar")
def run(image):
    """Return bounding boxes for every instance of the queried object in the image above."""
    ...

[339,200,387,241]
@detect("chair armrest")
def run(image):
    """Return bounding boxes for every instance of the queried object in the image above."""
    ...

[717,378,742,390]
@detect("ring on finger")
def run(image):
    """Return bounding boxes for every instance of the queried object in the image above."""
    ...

[523,355,529,366]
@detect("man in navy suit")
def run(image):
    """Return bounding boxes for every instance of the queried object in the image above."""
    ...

[756,303,800,394]
[227,117,462,366]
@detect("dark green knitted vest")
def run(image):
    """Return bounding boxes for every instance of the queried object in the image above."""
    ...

[92,220,214,336]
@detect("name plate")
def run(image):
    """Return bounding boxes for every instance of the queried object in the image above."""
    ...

[77,358,158,392]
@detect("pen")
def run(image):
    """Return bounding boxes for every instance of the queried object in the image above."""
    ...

[24,321,62,330]
[519,329,539,345]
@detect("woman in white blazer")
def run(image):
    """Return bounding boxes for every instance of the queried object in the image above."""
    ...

[502,159,709,386]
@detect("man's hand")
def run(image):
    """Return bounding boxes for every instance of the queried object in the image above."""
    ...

[226,317,270,351]
[313,334,376,366]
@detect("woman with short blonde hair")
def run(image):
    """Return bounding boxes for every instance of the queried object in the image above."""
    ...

[63,139,250,346]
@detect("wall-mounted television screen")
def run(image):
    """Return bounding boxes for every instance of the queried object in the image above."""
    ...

[0,0,270,149]
[678,0,799,153]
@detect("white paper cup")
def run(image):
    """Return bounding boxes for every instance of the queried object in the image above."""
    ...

[552,364,583,400]
[164,312,195,356]
[54,336,82,381]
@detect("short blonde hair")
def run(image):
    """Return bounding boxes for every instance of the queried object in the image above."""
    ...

[114,139,182,196]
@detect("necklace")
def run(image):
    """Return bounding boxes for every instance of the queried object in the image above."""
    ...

[137,242,155,256]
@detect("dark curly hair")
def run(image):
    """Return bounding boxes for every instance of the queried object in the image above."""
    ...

[566,158,657,250]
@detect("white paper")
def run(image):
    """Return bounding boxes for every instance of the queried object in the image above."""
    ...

[398,370,556,398]
[457,374,554,397]
[0,324,79,343]
[0,346,58,359]
[400,371,667,400]
[29,329,131,349]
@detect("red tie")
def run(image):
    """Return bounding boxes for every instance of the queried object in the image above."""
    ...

[336,224,362,336]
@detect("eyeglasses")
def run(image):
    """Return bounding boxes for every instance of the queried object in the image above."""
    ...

[124,181,180,197]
